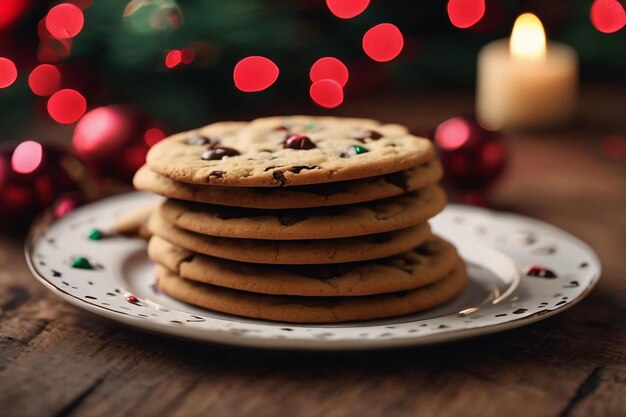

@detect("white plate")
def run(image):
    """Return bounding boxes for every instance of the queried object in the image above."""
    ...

[25,192,601,350]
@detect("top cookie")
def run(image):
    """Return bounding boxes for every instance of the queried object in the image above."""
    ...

[146,116,435,187]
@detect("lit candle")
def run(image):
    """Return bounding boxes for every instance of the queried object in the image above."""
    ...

[476,13,578,130]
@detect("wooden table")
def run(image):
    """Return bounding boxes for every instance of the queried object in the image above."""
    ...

[1,86,625,417]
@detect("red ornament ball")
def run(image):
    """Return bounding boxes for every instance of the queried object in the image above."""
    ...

[233,56,279,92]
[73,105,166,183]
[433,116,506,192]
[0,141,80,232]
[362,23,404,62]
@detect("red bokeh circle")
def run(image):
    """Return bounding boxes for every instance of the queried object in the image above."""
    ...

[45,3,84,39]
[165,50,182,68]
[47,89,87,124]
[362,23,404,62]
[591,0,626,34]
[447,0,486,29]
[326,0,370,19]
[233,56,279,92]
[28,64,61,96]
[310,57,349,87]
[0,58,18,89]
[310,79,344,109]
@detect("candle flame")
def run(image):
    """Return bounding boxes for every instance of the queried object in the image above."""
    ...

[510,13,546,62]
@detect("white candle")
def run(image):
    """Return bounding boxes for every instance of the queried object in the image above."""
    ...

[476,13,578,130]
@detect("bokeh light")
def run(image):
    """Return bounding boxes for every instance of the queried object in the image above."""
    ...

[181,48,195,64]
[310,57,349,87]
[11,141,43,174]
[28,64,61,96]
[165,50,182,68]
[447,0,486,29]
[310,79,344,108]
[45,3,84,39]
[0,0,32,31]
[144,127,166,146]
[434,117,471,150]
[326,0,370,19]
[362,23,404,62]
[233,56,279,92]
[47,89,87,124]
[0,57,18,89]
[590,0,626,34]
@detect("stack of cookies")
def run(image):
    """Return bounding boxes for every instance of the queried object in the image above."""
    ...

[134,116,467,323]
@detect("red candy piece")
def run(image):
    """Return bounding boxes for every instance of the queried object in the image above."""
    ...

[524,265,558,279]
[45,3,84,39]
[47,89,87,124]
[29,64,61,96]
[310,57,349,87]
[447,0,486,29]
[233,56,279,92]
[284,135,316,150]
[126,295,138,303]
[326,0,370,19]
[362,23,404,62]
[310,79,344,109]
[591,0,626,34]
[0,57,18,89]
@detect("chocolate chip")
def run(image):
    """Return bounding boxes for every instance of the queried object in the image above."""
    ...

[272,171,288,186]
[284,135,316,150]
[350,129,383,141]
[201,147,240,161]
[186,135,218,146]
[209,171,224,179]
[384,171,410,191]
[290,165,317,174]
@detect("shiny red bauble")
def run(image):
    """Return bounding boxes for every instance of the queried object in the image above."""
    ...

[433,116,507,192]
[72,105,165,184]
[0,141,80,232]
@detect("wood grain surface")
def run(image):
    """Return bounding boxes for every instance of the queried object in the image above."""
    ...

[1,86,624,417]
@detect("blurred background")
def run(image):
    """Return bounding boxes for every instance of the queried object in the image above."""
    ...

[1,0,624,134]
[0,0,624,232]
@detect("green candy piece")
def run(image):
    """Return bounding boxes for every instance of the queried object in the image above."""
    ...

[305,122,317,131]
[88,228,103,240]
[71,257,93,270]
[353,145,369,155]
